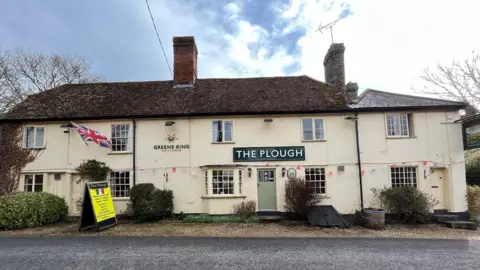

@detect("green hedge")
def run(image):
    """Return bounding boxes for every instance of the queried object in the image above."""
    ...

[129,184,174,222]
[183,214,258,224]
[0,192,68,230]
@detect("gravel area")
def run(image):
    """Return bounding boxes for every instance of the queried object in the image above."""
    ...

[1,221,479,239]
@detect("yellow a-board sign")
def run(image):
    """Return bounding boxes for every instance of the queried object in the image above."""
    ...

[79,181,117,232]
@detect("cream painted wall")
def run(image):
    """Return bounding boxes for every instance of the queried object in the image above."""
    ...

[19,111,467,215]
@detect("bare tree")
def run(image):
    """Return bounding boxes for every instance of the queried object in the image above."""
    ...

[0,124,38,195]
[414,51,480,109]
[0,48,102,114]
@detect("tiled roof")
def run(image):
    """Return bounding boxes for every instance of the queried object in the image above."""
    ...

[0,76,349,121]
[355,89,466,108]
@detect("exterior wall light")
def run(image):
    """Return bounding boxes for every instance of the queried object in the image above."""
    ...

[264,118,273,123]
[60,123,73,133]
[248,167,252,177]
[165,121,176,126]
[281,167,286,177]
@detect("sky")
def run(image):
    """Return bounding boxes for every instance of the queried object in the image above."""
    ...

[1,0,479,95]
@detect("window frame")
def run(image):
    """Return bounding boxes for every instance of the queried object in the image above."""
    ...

[390,166,417,188]
[111,124,131,152]
[108,171,132,198]
[23,174,44,192]
[23,126,45,149]
[301,118,325,141]
[203,168,243,197]
[304,167,327,195]
[212,120,235,143]
[385,113,409,138]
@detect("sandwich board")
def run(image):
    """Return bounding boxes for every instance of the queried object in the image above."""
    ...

[79,181,117,232]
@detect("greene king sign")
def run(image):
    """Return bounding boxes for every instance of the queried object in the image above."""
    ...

[233,146,305,162]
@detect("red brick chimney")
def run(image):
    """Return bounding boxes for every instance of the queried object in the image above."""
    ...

[173,36,197,85]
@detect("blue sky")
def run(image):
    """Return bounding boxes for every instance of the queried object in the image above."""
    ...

[1,0,479,94]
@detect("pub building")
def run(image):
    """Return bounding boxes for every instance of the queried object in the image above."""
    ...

[1,37,468,217]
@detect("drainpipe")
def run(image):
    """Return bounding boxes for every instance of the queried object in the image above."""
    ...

[346,113,364,210]
[132,118,137,187]
[354,114,364,210]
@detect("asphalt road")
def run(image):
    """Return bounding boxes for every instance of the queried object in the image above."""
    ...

[0,237,479,270]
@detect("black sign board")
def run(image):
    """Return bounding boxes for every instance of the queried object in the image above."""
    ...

[79,181,117,232]
[233,146,305,162]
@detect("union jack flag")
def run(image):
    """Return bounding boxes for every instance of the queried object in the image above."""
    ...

[71,121,112,149]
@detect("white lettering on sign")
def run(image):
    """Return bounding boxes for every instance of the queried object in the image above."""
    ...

[271,150,279,158]
[244,151,250,158]
[287,149,295,157]
[295,149,303,156]
[236,150,243,158]
[251,151,257,158]
[260,150,266,157]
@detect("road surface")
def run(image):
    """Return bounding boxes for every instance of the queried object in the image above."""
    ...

[0,236,479,269]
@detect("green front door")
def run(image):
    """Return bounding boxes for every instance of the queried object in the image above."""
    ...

[257,169,277,211]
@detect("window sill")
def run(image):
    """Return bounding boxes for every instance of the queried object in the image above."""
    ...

[108,151,133,155]
[211,142,235,144]
[386,136,417,140]
[301,139,326,142]
[112,197,130,201]
[202,195,246,199]
[23,147,46,150]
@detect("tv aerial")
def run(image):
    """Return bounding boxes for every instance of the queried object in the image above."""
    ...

[316,16,345,43]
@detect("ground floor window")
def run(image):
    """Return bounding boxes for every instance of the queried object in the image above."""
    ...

[24,174,44,192]
[109,171,131,198]
[212,170,234,195]
[304,168,326,194]
[391,166,417,187]
[204,169,243,196]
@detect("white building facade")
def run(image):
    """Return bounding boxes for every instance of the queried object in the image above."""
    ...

[2,37,468,216]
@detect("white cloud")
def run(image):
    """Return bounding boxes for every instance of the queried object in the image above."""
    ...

[144,0,480,98]
[275,0,480,95]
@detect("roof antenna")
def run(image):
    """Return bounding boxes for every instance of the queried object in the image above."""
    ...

[316,16,345,43]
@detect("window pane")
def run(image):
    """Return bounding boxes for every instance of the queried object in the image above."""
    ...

[34,127,44,147]
[302,119,313,129]
[211,170,234,195]
[224,121,233,142]
[111,124,130,151]
[390,167,416,188]
[314,119,324,140]
[302,119,314,140]
[109,171,130,197]
[212,121,222,142]
[304,167,326,194]
[25,127,35,148]
[34,184,43,192]
[35,174,44,184]
[387,114,409,137]
[25,175,33,185]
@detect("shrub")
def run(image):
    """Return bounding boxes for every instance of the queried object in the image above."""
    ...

[129,183,157,221]
[466,150,480,186]
[284,178,323,220]
[0,192,68,230]
[75,159,111,183]
[130,183,156,203]
[467,185,480,215]
[371,186,438,224]
[154,189,174,219]
[233,200,256,219]
[128,184,174,222]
